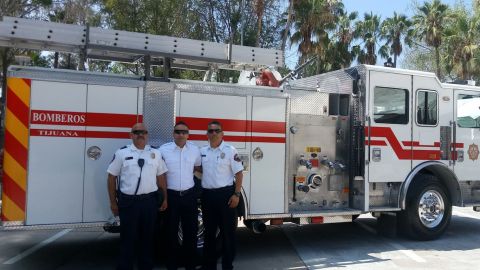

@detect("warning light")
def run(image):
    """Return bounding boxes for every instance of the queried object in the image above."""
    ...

[310,216,324,224]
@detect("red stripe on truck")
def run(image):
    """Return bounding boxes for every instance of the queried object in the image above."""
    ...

[176,116,286,134]
[30,110,139,128]
[188,134,286,143]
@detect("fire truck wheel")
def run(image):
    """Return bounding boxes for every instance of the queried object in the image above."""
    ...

[399,174,452,240]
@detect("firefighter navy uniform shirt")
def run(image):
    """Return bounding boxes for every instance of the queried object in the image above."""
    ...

[160,141,201,191]
[200,141,244,189]
[107,144,168,195]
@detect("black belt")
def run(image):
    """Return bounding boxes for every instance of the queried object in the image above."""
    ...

[167,187,194,197]
[119,191,156,200]
[203,185,234,192]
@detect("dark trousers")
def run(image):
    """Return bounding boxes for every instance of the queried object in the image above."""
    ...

[201,186,237,270]
[166,188,198,270]
[117,192,157,270]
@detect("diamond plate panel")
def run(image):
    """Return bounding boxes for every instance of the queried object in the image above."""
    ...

[144,81,176,147]
[289,67,357,93]
[1,221,106,230]
[286,91,329,115]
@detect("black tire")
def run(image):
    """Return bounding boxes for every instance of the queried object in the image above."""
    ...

[398,174,452,240]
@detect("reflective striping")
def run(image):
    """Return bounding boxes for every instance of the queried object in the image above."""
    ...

[6,86,30,127]
[2,174,26,211]
[2,77,30,222]
[3,151,27,190]
[7,77,30,107]
[5,108,29,149]
[1,195,25,221]
[4,130,28,169]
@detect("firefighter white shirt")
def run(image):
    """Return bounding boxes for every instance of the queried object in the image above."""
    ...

[200,141,244,189]
[107,144,168,195]
[160,141,201,191]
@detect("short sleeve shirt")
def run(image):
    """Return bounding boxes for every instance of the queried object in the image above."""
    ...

[107,144,168,195]
[200,141,244,189]
[160,141,201,191]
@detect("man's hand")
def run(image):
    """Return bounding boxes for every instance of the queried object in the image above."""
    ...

[110,202,119,216]
[228,195,239,208]
[159,200,168,211]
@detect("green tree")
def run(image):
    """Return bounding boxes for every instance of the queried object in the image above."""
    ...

[380,12,412,67]
[412,0,450,78]
[290,0,342,74]
[329,8,358,69]
[444,9,480,80]
[354,12,382,65]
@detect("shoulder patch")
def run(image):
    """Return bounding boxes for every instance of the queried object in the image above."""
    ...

[120,145,127,149]
[234,154,241,162]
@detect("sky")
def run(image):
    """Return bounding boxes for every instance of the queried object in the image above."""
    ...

[284,0,474,69]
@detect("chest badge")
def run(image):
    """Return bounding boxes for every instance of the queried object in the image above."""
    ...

[220,152,225,159]
[467,143,479,161]
[151,152,156,159]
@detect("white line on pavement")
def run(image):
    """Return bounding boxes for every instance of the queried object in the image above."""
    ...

[3,229,72,265]
[454,211,480,220]
[387,242,426,263]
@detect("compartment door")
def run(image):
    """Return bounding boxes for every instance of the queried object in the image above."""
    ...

[27,81,87,225]
[367,71,412,183]
[82,85,140,222]
[249,97,287,214]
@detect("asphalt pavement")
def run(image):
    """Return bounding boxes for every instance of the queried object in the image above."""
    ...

[0,207,479,269]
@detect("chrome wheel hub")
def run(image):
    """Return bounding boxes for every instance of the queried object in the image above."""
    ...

[418,190,445,228]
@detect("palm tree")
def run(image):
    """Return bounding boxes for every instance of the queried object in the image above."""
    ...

[290,0,342,72]
[354,12,382,65]
[380,12,412,67]
[412,0,450,78]
[254,0,265,47]
[444,10,480,80]
[330,9,358,69]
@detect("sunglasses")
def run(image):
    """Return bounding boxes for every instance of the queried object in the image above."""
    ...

[174,129,189,135]
[207,129,222,134]
[132,130,148,135]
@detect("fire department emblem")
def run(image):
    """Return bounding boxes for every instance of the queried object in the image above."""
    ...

[467,143,479,161]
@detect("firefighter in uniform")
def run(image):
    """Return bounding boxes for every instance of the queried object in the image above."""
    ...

[200,120,244,270]
[160,121,201,270]
[107,123,168,270]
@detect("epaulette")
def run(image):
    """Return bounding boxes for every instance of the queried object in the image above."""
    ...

[120,145,128,149]
[151,145,159,149]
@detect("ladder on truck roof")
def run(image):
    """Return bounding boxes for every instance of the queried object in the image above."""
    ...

[0,16,283,75]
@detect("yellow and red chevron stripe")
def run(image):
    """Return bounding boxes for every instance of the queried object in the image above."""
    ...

[1,77,30,222]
